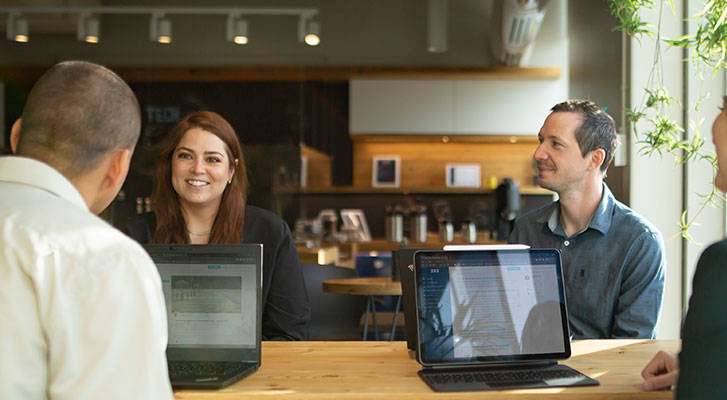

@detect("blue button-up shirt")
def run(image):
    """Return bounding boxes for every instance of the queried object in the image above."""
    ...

[509,184,665,339]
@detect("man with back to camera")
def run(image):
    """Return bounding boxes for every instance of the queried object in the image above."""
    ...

[509,99,665,339]
[0,61,173,399]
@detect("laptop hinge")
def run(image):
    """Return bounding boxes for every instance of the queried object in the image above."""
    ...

[422,359,558,371]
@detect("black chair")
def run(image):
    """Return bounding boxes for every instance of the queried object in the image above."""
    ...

[301,263,367,340]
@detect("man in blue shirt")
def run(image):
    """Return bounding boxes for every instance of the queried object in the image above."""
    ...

[509,99,665,339]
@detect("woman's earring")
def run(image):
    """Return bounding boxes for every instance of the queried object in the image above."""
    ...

[227,178,232,185]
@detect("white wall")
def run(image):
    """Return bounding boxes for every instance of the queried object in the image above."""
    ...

[630,0,683,341]
[350,0,568,135]
[630,0,726,339]
[683,0,726,308]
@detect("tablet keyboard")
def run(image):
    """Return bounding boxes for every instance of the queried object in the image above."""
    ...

[424,365,582,385]
[419,364,598,392]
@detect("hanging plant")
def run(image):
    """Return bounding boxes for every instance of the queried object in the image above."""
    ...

[609,0,726,241]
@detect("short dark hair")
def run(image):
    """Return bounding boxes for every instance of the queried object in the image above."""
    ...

[16,61,141,178]
[550,99,618,174]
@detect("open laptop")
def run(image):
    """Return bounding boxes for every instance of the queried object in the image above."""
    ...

[414,249,599,392]
[398,245,531,353]
[143,244,262,390]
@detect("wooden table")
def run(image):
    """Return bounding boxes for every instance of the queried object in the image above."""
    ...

[322,277,402,340]
[174,339,679,399]
[322,276,402,296]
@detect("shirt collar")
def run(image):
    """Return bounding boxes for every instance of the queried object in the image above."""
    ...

[587,183,615,234]
[535,201,559,226]
[536,182,615,236]
[0,156,88,211]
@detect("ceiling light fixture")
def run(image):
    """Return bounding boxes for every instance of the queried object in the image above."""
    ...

[2,6,318,46]
[77,13,99,44]
[298,16,320,46]
[6,12,28,43]
[150,12,171,44]
[305,20,320,46]
[226,14,248,45]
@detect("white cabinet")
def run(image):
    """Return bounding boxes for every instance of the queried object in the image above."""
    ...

[349,80,454,134]
[350,76,567,135]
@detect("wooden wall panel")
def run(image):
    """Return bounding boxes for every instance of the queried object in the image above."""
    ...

[301,145,332,187]
[353,139,538,189]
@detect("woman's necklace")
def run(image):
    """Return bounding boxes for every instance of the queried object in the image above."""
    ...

[187,229,211,236]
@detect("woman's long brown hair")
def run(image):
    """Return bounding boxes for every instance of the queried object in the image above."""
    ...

[151,111,248,244]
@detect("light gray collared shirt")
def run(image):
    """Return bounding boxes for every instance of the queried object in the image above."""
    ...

[509,183,665,339]
[0,156,173,399]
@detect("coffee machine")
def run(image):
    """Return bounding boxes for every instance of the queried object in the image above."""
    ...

[496,178,520,240]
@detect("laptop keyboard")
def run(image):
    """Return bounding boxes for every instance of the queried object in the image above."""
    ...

[424,365,583,386]
[168,361,246,380]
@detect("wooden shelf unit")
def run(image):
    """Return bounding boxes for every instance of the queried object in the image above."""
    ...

[274,185,553,196]
[350,134,541,191]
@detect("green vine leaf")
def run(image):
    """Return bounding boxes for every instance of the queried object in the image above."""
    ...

[610,0,724,240]
[609,0,656,37]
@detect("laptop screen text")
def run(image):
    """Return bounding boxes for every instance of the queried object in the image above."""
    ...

[417,250,569,365]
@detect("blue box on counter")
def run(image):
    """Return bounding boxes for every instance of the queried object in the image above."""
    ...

[354,253,394,312]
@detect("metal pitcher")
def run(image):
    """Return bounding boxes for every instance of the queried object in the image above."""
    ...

[410,211,428,243]
[461,220,477,243]
[385,211,404,242]
[439,220,454,242]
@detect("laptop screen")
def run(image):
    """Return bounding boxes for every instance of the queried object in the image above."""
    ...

[144,244,262,362]
[415,249,570,366]
[158,262,256,348]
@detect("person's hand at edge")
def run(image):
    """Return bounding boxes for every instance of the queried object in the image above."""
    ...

[641,350,679,391]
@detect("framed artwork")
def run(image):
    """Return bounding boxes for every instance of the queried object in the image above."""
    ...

[445,163,481,188]
[372,155,401,187]
[340,209,372,242]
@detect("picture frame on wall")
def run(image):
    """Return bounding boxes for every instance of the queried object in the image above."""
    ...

[445,163,481,188]
[372,155,401,187]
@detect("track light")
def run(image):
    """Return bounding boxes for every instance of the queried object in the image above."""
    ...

[1,6,320,47]
[77,14,99,44]
[226,14,248,45]
[298,17,320,46]
[149,13,171,44]
[305,20,320,46]
[6,13,28,43]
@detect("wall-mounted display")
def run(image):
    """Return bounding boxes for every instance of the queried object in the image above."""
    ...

[372,156,400,187]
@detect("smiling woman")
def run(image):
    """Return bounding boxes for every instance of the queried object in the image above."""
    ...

[125,110,310,341]
[152,111,247,245]
[170,127,237,242]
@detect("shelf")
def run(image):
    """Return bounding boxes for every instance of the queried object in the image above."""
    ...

[350,134,539,144]
[1,66,562,84]
[115,66,562,82]
[273,186,553,195]
[346,66,562,80]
